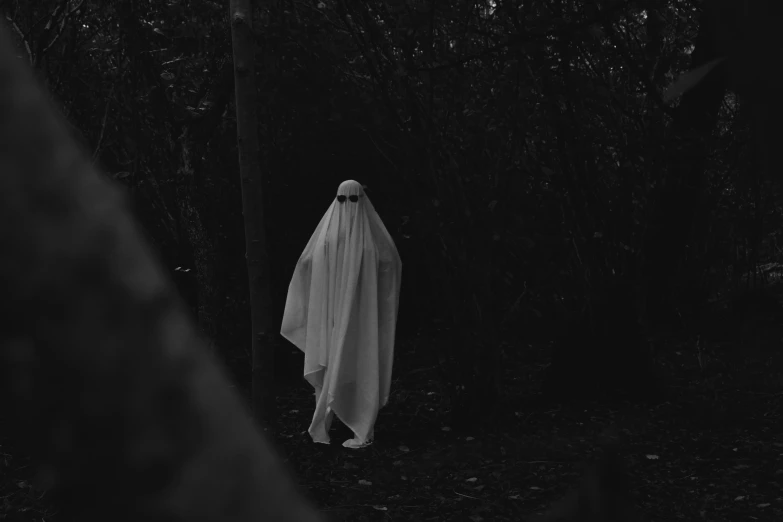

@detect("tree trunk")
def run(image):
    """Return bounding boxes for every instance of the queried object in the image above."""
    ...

[0,21,321,521]
[230,0,276,429]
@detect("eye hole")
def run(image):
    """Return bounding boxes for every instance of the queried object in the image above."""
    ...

[336,195,360,203]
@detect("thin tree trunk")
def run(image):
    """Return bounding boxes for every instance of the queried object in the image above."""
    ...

[230,0,276,429]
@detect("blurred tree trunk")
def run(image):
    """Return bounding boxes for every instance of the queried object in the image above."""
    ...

[230,0,276,429]
[0,20,323,521]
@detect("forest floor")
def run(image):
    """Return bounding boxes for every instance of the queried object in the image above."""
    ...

[1,297,782,522]
[275,329,783,522]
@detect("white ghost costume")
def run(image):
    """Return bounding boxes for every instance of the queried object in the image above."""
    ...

[281,180,401,448]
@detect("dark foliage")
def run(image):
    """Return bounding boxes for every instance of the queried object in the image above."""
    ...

[543,280,662,404]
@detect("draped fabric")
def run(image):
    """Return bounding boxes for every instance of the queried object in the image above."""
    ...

[281,180,401,447]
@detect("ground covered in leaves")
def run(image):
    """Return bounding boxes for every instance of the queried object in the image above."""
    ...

[1,301,782,521]
[275,327,783,522]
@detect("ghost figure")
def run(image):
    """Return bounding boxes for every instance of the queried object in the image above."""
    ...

[281,180,401,448]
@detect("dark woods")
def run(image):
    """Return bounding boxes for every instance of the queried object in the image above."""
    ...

[0,0,781,521]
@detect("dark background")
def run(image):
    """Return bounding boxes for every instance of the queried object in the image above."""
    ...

[1,0,782,521]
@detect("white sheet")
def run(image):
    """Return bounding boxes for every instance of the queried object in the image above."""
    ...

[281,180,401,447]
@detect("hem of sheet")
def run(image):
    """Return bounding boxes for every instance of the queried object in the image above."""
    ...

[280,331,303,353]
[307,399,378,447]
[303,367,325,387]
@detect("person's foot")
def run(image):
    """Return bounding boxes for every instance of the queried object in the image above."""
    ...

[342,437,372,449]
